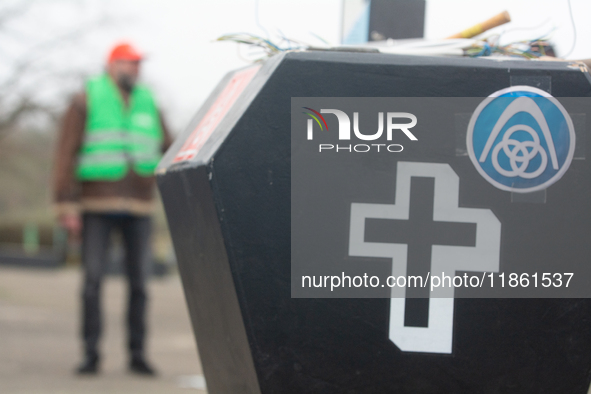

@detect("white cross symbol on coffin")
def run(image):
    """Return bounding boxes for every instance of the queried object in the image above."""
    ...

[349,161,501,354]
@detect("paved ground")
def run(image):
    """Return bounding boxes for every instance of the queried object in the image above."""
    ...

[0,265,207,393]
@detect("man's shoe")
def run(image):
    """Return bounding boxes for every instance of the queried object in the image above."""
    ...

[129,357,156,376]
[76,355,99,375]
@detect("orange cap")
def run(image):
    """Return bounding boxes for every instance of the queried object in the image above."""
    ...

[108,42,143,63]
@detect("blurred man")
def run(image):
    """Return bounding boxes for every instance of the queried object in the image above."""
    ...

[53,42,172,375]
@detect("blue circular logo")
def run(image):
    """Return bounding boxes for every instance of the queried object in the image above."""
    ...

[467,86,575,193]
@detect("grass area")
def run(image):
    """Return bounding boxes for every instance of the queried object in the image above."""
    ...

[0,129,174,263]
[0,130,55,227]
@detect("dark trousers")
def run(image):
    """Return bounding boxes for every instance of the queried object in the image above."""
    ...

[81,213,151,360]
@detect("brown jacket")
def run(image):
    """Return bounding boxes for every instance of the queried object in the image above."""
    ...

[53,90,173,217]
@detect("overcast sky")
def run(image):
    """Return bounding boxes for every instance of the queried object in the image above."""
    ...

[4,0,590,133]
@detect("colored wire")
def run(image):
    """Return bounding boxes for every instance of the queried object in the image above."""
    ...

[216,32,310,62]
[254,0,270,40]
[562,0,577,58]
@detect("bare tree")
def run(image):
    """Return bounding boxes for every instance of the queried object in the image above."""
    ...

[0,0,114,137]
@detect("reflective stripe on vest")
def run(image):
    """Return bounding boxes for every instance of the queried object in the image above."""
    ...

[75,74,163,181]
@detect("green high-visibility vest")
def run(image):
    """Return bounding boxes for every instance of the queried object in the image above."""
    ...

[75,74,163,181]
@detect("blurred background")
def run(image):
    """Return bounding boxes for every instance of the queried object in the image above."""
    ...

[0,0,589,392]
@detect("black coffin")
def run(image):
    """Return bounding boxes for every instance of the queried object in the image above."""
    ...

[157,51,591,394]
